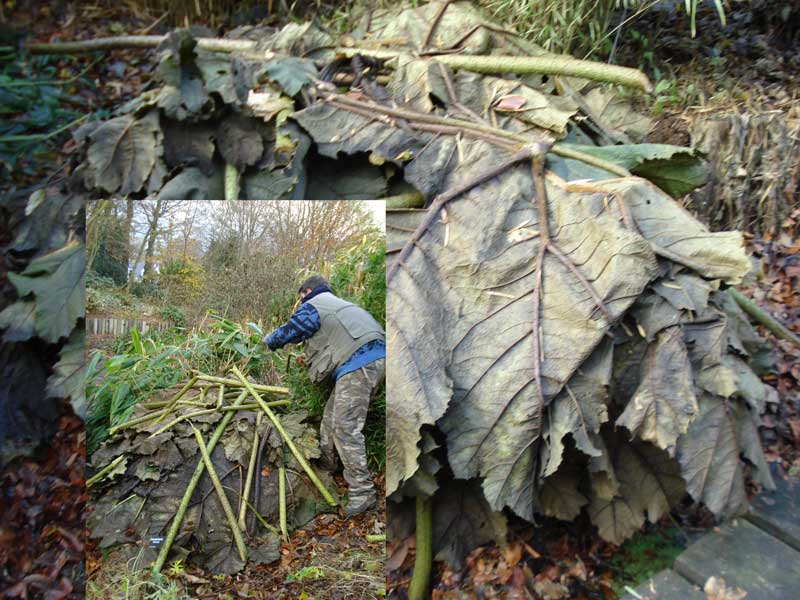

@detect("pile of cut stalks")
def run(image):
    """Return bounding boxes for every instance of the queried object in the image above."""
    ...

[87,366,338,573]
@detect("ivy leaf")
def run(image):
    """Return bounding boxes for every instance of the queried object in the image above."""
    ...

[8,240,86,343]
[87,110,162,195]
[46,329,87,419]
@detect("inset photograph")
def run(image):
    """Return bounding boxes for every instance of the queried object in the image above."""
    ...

[85,200,386,599]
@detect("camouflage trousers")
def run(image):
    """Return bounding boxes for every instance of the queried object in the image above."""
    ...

[319,358,385,500]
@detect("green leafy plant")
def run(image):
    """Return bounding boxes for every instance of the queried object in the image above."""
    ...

[610,527,685,595]
[287,566,326,582]
[166,559,186,577]
[0,52,100,185]
[160,305,187,327]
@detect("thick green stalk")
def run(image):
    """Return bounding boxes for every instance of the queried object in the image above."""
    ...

[25,36,651,91]
[408,496,433,600]
[278,462,288,541]
[156,376,199,423]
[231,366,337,506]
[191,426,248,563]
[0,114,88,144]
[220,401,289,411]
[384,192,425,209]
[109,411,161,434]
[148,408,217,438]
[86,455,125,488]
[337,47,652,92]
[224,163,239,200]
[730,288,800,349]
[193,372,289,395]
[151,389,248,572]
[238,414,261,531]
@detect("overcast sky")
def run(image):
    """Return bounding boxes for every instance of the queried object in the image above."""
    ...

[362,200,385,230]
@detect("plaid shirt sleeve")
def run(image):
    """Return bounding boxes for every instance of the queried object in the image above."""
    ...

[263,303,321,350]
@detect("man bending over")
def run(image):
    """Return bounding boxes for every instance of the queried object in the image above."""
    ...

[264,275,385,516]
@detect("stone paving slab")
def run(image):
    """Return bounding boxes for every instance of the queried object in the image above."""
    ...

[620,569,704,599]
[674,518,800,600]
[745,475,800,552]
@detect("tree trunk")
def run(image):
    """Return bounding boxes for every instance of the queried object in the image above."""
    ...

[123,200,134,283]
[142,199,163,281]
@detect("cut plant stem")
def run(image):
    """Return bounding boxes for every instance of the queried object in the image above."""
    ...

[109,411,162,435]
[151,389,248,573]
[365,534,386,543]
[217,385,225,410]
[326,94,630,177]
[383,191,425,210]
[231,366,337,506]
[238,413,262,531]
[26,36,652,90]
[220,401,289,411]
[234,493,279,535]
[278,461,288,541]
[148,409,217,438]
[148,400,289,437]
[155,376,199,423]
[338,47,652,92]
[193,372,290,395]
[191,425,248,563]
[408,496,433,600]
[86,455,126,488]
[224,163,239,200]
[730,288,800,349]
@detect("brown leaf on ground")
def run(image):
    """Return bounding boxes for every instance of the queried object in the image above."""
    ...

[704,575,748,600]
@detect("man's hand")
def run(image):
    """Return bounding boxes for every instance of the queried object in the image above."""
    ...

[295,353,306,367]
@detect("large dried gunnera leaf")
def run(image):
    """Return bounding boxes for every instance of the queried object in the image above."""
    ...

[363,1,494,54]
[389,58,578,135]
[540,447,589,521]
[86,110,162,195]
[588,431,685,545]
[438,170,658,521]
[601,178,751,285]
[5,240,86,343]
[46,329,87,419]
[294,102,659,508]
[431,480,508,569]
[676,393,748,519]
[616,326,698,456]
[540,338,614,478]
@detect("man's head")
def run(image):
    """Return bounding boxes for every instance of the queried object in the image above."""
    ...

[298,275,329,299]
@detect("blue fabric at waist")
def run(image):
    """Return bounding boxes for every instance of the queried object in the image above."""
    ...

[334,339,386,380]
